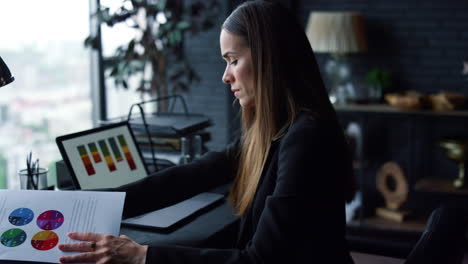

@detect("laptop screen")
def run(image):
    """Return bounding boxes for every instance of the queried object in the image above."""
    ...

[56,122,148,189]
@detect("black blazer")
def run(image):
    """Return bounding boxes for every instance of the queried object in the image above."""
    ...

[116,112,354,263]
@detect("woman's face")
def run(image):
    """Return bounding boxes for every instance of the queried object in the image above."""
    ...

[220,29,255,108]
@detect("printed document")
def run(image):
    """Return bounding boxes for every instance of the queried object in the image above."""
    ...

[0,190,125,263]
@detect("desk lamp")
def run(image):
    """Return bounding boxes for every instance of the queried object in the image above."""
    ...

[0,56,15,87]
[306,11,367,104]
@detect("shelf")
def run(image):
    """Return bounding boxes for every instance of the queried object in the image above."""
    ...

[414,178,468,195]
[347,217,425,258]
[348,216,426,233]
[335,104,468,117]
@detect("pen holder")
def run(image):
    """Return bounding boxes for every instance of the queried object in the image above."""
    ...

[18,168,48,190]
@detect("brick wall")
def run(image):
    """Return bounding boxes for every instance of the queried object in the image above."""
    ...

[299,0,468,94]
[182,0,231,151]
[182,0,468,152]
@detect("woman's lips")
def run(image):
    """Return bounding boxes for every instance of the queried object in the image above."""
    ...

[232,89,240,97]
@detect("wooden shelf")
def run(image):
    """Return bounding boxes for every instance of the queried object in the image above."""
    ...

[337,104,468,236]
[414,178,468,195]
[335,104,468,117]
[348,216,426,233]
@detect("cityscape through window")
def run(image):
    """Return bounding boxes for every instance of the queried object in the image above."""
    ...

[0,1,92,189]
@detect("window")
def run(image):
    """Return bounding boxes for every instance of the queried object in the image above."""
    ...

[0,1,92,189]
[99,0,145,121]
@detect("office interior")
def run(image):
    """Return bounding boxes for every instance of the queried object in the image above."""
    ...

[1,0,468,263]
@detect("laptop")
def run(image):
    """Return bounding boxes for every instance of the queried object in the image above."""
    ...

[56,121,224,230]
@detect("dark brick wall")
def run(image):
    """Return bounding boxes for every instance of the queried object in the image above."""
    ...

[299,0,468,94]
[182,0,232,151]
[183,0,468,164]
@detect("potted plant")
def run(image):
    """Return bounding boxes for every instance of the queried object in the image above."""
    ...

[85,0,220,111]
[365,68,392,103]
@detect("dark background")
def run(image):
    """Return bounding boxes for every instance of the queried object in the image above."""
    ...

[181,0,468,215]
[185,0,468,149]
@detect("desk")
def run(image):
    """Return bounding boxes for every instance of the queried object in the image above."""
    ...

[121,200,239,247]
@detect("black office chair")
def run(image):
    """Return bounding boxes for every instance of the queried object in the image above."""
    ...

[404,203,468,264]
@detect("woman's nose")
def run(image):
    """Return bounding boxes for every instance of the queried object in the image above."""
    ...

[222,68,232,84]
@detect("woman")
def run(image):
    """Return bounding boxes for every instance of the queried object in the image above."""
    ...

[59,1,355,263]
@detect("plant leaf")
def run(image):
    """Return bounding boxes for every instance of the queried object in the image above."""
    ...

[157,0,167,11]
[176,21,190,30]
[89,0,221,97]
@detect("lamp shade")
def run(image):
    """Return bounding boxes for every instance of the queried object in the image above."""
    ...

[0,56,15,87]
[306,11,367,54]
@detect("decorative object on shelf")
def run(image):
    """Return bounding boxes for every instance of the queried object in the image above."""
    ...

[428,92,467,111]
[345,191,362,223]
[385,90,467,111]
[85,0,220,111]
[0,56,15,88]
[375,161,411,222]
[345,122,363,168]
[439,138,468,189]
[364,68,392,103]
[19,152,48,190]
[384,91,429,110]
[306,11,367,105]
[462,61,468,80]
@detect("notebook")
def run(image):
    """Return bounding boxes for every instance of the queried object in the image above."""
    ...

[55,121,224,230]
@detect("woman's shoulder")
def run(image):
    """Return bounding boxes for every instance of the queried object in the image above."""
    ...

[287,111,319,134]
[281,111,337,143]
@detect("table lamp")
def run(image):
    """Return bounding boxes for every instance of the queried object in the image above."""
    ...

[0,56,15,87]
[306,11,367,104]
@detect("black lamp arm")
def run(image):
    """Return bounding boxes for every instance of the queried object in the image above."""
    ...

[0,56,15,87]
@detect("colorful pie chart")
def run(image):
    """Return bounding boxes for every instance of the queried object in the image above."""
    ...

[37,210,64,230]
[9,208,34,226]
[31,231,59,251]
[1,228,27,247]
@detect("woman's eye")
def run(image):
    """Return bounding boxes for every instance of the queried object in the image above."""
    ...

[230,60,238,65]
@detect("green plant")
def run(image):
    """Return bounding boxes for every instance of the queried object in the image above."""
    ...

[365,68,392,91]
[364,68,392,102]
[85,0,220,111]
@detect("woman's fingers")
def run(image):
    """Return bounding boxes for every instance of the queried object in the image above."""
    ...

[58,233,147,264]
[59,232,110,253]
[96,256,113,264]
[67,232,104,242]
[59,241,96,252]
[59,252,102,263]
[119,234,130,239]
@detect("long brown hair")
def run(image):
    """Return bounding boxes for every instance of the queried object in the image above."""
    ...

[222,0,355,215]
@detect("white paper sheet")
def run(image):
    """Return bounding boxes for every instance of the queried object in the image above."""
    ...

[0,190,125,263]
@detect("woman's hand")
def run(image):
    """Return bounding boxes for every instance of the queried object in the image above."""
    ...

[58,232,148,264]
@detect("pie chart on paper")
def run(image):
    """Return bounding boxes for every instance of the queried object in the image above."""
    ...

[31,231,59,251]
[36,210,64,230]
[1,228,27,247]
[8,208,34,226]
